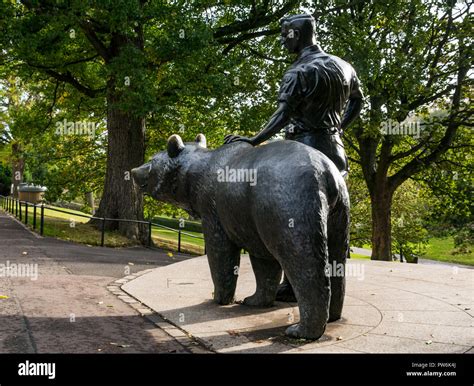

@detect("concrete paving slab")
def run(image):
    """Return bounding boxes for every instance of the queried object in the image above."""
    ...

[337,333,470,353]
[122,255,474,353]
[369,320,474,346]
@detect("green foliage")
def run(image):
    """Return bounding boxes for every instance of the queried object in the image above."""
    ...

[0,164,12,196]
[349,164,430,261]
[391,180,429,262]
[452,226,473,254]
[0,0,471,254]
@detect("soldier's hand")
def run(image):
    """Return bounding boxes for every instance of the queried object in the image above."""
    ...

[223,134,255,145]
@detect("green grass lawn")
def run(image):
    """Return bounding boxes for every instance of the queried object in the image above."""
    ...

[40,219,137,248]
[11,203,204,253]
[151,227,205,255]
[356,237,473,266]
[350,252,370,259]
[424,236,473,266]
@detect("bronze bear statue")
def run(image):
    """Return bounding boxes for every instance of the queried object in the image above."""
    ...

[132,133,349,340]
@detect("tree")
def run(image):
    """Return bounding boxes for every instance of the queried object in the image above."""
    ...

[317,0,472,260]
[417,125,473,253]
[0,74,52,197]
[1,0,301,242]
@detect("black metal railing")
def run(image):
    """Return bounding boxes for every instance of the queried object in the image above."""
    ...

[0,195,205,253]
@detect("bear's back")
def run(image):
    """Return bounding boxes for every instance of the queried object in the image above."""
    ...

[210,140,344,248]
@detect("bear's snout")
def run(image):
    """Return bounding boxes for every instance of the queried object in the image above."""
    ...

[131,163,151,190]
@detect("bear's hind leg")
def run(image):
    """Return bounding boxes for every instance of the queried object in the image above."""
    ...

[277,208,330,340]
[328,194,350,322]
[283,254,330,340]
[243,255,282,307]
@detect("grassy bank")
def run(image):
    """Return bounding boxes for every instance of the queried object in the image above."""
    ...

[424,237,473,266]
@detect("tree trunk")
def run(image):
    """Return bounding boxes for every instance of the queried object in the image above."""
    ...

[92,25,148,244]
[370,182,393,261]
[93,85,147,243]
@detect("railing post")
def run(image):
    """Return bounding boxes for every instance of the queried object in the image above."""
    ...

[15,199,18,217]
[100,218,105,247]
[33,204,37,230]
[178,230,181,253]
[19,201,22,221]
[148,221,152,247]
[25,202,28,225]
[40,204,44,236]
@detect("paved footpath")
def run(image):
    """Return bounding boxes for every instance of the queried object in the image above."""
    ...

[0,210,195,353]
[123,253,474,353]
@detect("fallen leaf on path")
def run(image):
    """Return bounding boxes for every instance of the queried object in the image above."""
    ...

[0,295,9,299]
[106,305,114,308]
[337,336,343,341]
[227,330,240,336]
[128,262,134,266]
[425,340,432,345]
[22,251,27,255]
[97,301,104,305]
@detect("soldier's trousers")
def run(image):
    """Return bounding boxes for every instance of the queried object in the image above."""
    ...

[285,130,348,174]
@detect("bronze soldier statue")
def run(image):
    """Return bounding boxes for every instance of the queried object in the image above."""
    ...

[224,14,363,303]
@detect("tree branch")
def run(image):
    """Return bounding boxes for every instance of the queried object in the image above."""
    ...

[44,69,104,98]
[213,0,298,41]
[389,46,469,189]
[79,20,111,63]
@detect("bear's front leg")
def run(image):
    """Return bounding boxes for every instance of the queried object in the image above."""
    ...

[243,255,281,307]
[202,219,241,305]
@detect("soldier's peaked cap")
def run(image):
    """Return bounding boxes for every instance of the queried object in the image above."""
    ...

[280,14,315,25]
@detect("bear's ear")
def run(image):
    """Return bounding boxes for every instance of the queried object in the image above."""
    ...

[167,134,186,158]
[195,133,207,148]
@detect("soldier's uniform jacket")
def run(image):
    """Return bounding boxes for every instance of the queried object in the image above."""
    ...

[278,44,361,136]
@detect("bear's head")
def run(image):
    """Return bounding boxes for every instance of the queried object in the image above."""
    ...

[131,133,207,205]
